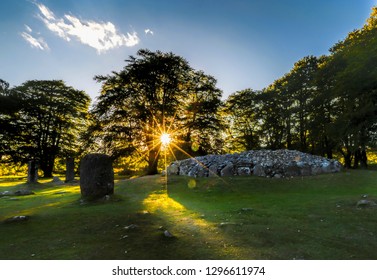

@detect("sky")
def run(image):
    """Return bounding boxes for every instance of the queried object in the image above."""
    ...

[0,0,375,101]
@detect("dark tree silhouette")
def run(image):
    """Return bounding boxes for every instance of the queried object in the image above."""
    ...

[91,49,222,175]
[1,80,90,177]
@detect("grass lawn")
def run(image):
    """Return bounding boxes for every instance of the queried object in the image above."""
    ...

[0,169,376,260]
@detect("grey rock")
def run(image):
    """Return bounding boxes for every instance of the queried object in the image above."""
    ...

[65,157,75,183]
[4,215,30,223]
[14,189,35,196]
[124,224,138,230]
[356,199,377,208]
[208,163,219,177]
[219,222,239,227]
[80,153,114,200]
[300,165,312,176]
[0,191,11,196]
[163,230,174,238]
[52,176,64,185]
[253,164,265,177]
[285,163,301,177]
[167,162,179,175]
[27,160,38,184]
[167,149,341,178]
[237,166,251,176]
[220,163,234,176]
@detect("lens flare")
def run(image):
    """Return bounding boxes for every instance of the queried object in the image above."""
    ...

[160,133,171,146]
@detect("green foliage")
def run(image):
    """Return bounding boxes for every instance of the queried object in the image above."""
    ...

[90,49,223,174]
[223,7,377,168]
[222,89,262,152]
[0,80,91,177]
[316,9,377,167]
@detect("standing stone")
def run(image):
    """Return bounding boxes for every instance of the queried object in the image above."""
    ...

[65,157,75,183]
[52,176,64,185]
[80,154,114,199]
[27,160,38,184]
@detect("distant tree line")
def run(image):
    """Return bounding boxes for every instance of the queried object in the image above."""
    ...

[1,7,376,176]
[222,8,377,168]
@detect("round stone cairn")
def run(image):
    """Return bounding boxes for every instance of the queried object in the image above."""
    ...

[167,149,342,178]
[80,153,114,200]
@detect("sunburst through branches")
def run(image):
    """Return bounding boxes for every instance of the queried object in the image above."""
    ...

[160,133,172,147]
[127,112,223,196]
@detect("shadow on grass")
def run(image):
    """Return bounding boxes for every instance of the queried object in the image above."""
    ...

[166,172,377,260]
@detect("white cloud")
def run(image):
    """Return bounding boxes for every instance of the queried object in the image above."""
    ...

[25,24,33,33]
[35,2,139,53]
[145,29,154,35]
[21,31,49,51]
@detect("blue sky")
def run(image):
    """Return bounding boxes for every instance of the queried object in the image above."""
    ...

[0,0,375,101]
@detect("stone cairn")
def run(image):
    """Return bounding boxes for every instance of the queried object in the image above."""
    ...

[167,149,342,178]
[80,153,114,199]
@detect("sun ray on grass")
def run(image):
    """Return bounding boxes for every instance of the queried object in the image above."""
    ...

[142,188,250,258]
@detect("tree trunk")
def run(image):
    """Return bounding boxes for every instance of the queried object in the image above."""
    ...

[323,136,333,159]
[353,149,361,169]
[42,164,54,178]
[286,118,292,149]
[343,150,353,169]
[326,149,333,159]
[360,149,368,169]
[40,154,55,178]
[147,146,160,175]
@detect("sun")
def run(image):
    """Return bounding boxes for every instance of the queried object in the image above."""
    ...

[160,132,171,146]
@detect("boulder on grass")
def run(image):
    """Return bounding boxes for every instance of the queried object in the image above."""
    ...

[80,154,114,200]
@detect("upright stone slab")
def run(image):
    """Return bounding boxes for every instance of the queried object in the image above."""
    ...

[80,154,114,200]
[65,157,75,183]
[220,163,234,176]
[27,160,38,184]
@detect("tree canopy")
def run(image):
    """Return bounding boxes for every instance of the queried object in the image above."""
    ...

[222,7,377,168]
[0,80,90,177]
[90,49,223,174]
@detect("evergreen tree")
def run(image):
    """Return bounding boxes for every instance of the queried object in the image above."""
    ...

[92,49,222,175]
[1,80,90,177]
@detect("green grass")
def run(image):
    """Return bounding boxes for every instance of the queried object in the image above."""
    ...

[0,169,377,260]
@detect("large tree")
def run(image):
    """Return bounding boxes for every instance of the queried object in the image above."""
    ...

[1,80,90,177]
[91,49,222,175]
